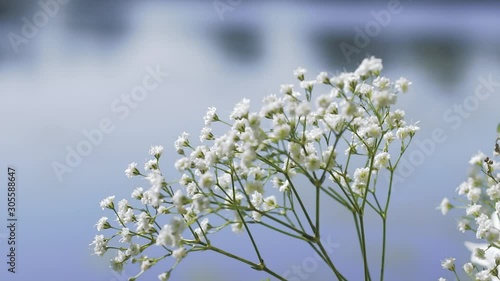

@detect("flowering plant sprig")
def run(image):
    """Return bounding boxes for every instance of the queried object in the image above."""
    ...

[439,125,500,281]
[91,57,417,280]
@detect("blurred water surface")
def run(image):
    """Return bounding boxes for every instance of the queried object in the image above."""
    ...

[0,1,499,280]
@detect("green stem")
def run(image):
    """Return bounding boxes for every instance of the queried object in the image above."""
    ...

[206,244,287,281]
[358,215,372,281]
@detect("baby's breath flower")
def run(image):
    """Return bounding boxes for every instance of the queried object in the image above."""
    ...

[395,77,411,93]
[100,196,115,210]
[438,198,453,215]
[141,257,154,271]
[316,71,330,84]
[293,67,307,81]
[463,262,474,274]
[172,247,188,261]
[174,132,190,155]
[355,56,383,77]
[125,162,140,178]
[441,257,455,271]
[149,145,164,158]
[230,98,250,120]
[204,107,218,126]
[158,272,171,281]
[95,217,111,231]
[144,159,158,171]
[469,151,486,165]
[93,58,420,281]
[263,196,277,211]
[90,234,108,256]
[131,187,144,200]
[373,152,390,169]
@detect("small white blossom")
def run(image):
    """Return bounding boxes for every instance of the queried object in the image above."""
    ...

[95,217,110,231]
[463,262,473,274]
[149,145,164,158]
[100,196,115,210]
[125,162,140,178]
[204,107,218,125]
[441,257,455,271]
[172,247,188,261]
[373,152,390,169]
[438,198,453,215]
[90,234,108,256]
[293,67,307,80]
[395,77,411,93]
[469,151,486,165]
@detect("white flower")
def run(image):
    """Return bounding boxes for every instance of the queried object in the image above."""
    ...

[144,159,158,171]
[230,98,250,120]
[156,219,185,248]
[396,124,419,139]
[149,145,164,158]
[199,172,215,189]
[100,196,115,210]
[131,187,144,199]
[136,212,153,233]
[126,243,140,257]
[263,196,277,211]
[465,241,500,269]
[469,151,486,165]
[125,162,140,178]
[463,262,473,274]
[300,80,316,91]
[158,272,170,281]
[475,270,491,281]
[373,152,390,169]
[110,250,126,273]
[373,76,391,90]
[395,77,411,93]
[141,257,154,271]
[191,194,210,214]
[487,183,500,200]
[250,191,263,209]
[119,228,132,243]
[466,204,482,217]
[316,71,330,84]
[90,234,107,256]
[204,107,218,125]
[293,67,307,80]
[280,84,294,95]
[174,132,190,154]
[194,218,210,241]
[437,198,452,215]
[200,127,213,142]
[355,56,383,77]
[354,167,371,184]
[372,90,396,108]
[95,217,110,231]
[172,247,188,261]
[441,257,455,271]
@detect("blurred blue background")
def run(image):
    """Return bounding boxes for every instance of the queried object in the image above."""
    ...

[1,0,500,280]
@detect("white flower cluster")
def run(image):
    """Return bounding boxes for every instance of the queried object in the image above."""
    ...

[91,57,417,281]
[440,144,500,281]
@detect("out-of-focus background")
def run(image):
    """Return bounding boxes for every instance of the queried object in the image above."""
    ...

[1,0,499,280]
